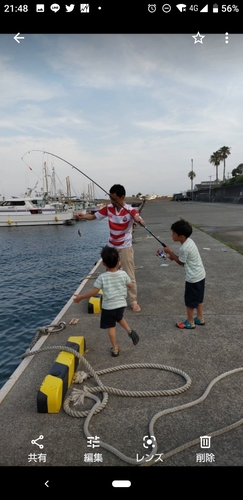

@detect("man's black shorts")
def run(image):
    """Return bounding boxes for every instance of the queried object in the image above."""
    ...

[184,279,205,308]
[100,307,125,329]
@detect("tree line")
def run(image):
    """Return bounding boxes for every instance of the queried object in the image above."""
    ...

[188,146,243,189]
[209,146,243,185]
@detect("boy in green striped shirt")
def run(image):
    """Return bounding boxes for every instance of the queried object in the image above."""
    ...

[73,245,139,356]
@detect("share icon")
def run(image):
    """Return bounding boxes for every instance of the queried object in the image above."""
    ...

[31,434,44,448]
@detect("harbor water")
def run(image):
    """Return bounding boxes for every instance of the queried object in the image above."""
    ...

[0,219,109,389]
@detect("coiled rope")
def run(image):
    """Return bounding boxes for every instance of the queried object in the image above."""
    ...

[23,345,243,466]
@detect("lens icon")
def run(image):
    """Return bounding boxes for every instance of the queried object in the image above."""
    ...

[143,435,156,448]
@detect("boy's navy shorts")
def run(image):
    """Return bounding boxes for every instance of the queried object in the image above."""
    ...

[185,279,205,308]
[100,307,125,329]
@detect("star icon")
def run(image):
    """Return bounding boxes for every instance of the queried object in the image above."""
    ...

[192,32,205,44]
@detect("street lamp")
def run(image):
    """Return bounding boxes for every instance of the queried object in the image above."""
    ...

[209,175,212,202]
[191,159,193,201]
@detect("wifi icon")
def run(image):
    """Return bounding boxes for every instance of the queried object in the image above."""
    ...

[176,3,187,11]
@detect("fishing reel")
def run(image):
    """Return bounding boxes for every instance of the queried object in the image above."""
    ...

[156,249,167,260]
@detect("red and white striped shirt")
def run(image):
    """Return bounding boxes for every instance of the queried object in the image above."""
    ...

[95,203,139,248]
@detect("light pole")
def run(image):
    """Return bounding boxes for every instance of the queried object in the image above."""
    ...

[209,175,212,202]
[191,159,193,201]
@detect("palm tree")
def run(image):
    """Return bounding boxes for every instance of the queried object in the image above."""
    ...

[218,146,231,182]
[209,151,221,182]
[188,170,196,200]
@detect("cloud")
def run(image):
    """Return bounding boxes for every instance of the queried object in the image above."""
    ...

[0,33,243,197]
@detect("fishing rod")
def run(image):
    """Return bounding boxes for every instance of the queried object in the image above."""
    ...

[25,150,167,248]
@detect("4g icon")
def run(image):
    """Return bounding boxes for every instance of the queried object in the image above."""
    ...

[176,4,199,11]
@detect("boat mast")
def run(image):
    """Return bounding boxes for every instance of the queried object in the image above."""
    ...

[66,176,71,201]
[43,161,48,195]
[51,165,57,199]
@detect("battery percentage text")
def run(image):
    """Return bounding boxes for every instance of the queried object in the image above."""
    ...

[222,5,239,11]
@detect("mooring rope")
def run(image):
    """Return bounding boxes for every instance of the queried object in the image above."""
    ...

[23,346,243,466]
[23,322,66,353]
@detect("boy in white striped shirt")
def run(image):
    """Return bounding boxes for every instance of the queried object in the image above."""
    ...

[163,220,206,330]
[73,245,139,356]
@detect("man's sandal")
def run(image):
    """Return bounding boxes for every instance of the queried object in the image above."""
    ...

[131,302,141,312]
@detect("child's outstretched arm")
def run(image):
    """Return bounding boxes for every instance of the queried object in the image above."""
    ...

[163,247,184,266]
[73,287,100,303]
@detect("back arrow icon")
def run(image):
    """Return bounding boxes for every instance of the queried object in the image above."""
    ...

[14,33,25,43]
[45,480,49,487]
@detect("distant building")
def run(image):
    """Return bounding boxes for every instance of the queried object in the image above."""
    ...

[194,180,220,190]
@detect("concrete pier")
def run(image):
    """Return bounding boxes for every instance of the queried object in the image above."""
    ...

[0,200,243,478]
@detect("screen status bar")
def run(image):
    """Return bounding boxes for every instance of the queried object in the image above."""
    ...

[2,3,240,14]
[2,3,241,36]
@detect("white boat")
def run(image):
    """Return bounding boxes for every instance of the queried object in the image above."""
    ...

[0,197,74,226]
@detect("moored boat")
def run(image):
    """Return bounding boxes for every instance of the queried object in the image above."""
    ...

[0,197,74,226]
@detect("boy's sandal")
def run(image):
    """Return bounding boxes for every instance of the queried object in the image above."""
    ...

[128,330,140,345]
[194,317,205,325]
[176,320,196,329]
[110,346,121,357]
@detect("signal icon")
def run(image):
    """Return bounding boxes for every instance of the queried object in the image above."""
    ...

[200,4,208,12]
[176,4,187,11]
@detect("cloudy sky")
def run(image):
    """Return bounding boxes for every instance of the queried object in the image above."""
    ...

[0,33,243,199]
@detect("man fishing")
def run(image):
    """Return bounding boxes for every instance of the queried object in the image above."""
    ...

[77,184,145,312]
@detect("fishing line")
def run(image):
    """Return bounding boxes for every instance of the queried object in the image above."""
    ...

[25,150,167,247]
